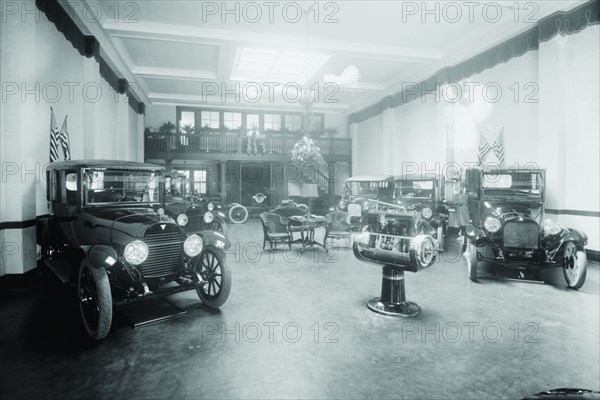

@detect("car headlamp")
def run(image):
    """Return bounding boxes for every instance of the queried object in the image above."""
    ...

[355,232,370,245]
[207,202,215,211]
[124,240,149,266]
[421,207,433,219]
[204,212,214,223]
[543,219,562,236]
[339,200,346,210]
[483,217,501,233]
[184,234,204,257]
[176,213,188,226]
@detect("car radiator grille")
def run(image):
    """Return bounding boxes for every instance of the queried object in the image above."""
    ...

[142,224,183,278]
[504,221,538,249]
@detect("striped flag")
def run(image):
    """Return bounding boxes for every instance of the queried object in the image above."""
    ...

[49,108,60,162]
[59,116,71,160]
[493,128,505,166]
[477,132,491,166]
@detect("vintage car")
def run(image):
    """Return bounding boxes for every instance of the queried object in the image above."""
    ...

[464,168,588,289]
[37,160,232,340]
[164,193,228,236]
[354,199,440,267]
[338,175,395,225]
[353,199,438,316]
[394,175,447,249]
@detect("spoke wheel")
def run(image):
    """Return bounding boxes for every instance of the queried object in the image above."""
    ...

[78,260,112,340]
[562,242,587,289]
[417,237,437,267]
[228,204,248,224]
[193,246,231,308]
[466,243,478,282]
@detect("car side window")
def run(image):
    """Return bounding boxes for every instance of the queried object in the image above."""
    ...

[61,171,78,206]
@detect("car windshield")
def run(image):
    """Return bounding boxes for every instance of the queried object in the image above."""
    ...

[84,168,163,205]
[482,171,543,198]
[351,181,392,199]
[395,180,434,199]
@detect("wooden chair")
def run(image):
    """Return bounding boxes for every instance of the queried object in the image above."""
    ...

[259,212,291,250]
[324,211,352,248]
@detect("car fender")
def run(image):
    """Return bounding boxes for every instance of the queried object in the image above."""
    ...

[86,245,119,269]
[560,228,588,250]
[465,225,492,246]
[200,230,231,250]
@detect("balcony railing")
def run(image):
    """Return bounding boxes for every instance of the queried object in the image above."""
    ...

[145,133,351,158]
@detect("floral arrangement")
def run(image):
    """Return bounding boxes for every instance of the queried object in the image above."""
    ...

[291,136,324,166]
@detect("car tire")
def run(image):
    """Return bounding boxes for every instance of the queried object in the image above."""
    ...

[228,204,248,224]
[415,235,436,268]
[77,259,112,340]
[436,226,444,252]
[562,242,587,290]
[193,246,231,308]
[466,243,478,282]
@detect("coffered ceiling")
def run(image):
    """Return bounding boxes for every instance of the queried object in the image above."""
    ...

[61,0,582,115]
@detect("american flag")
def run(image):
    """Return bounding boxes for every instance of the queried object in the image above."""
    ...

[493,128,505,166]
[59,116,71,160]
[49,108,60,162]
[477,132,491,166]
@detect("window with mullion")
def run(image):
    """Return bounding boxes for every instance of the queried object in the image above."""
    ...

[200,111,220,134]
[223,112,242,135]
[264,113,281,133]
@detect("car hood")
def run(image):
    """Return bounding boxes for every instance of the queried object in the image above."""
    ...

[396,197,432,209]
[83,206,170,238]
[480,201,540,222]
[165,200,202,215]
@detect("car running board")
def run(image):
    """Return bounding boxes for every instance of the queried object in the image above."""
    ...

[43,258,73,284]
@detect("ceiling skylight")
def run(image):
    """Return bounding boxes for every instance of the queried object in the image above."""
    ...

[232,48,330,85]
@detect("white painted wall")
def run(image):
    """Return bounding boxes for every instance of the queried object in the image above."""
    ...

[352,27,599,251]
[0,11,144,276]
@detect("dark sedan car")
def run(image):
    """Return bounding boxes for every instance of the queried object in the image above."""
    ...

[464,168,587,288]
[37,160,232,340]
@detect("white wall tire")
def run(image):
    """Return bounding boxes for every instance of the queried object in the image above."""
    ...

[562,242,587,290]
[466,243,478,282]
[228,204,248,224]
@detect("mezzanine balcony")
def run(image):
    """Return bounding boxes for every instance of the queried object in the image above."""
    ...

[144,133,352,162]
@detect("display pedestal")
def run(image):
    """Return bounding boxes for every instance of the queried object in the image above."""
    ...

[367,265,421,317]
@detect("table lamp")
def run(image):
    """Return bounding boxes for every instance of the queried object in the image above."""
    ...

[301,183,319,217]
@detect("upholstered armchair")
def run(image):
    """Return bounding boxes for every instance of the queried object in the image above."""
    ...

[324,211,352,248]
[259,212,292,250]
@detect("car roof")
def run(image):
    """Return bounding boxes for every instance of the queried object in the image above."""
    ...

[394,175,439,181]
[346,175,394,182]
[46,159,164,171]
[470,168,546,174]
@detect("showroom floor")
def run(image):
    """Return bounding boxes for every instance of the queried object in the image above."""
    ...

[1,219,599,400]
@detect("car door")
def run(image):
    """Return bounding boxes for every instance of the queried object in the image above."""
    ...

[54,169,82,246]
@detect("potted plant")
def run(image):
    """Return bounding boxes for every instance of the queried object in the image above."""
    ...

[159,121,176,134]
[181,124,195,135]
[324,127,339,138]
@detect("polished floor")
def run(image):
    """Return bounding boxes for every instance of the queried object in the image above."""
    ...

[1,220,599,399]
